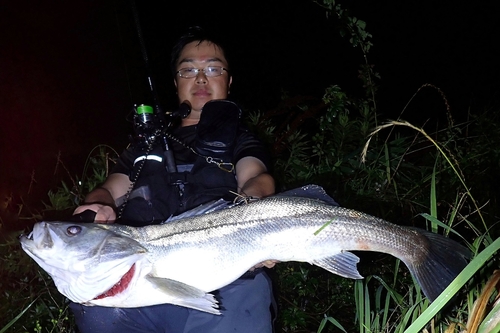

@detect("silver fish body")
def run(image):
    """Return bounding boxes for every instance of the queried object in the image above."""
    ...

[20,187,470,314]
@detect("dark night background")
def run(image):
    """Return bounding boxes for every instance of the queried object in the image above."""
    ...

[1,0,499,215]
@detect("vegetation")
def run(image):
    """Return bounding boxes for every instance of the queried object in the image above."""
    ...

[1,1,499,332]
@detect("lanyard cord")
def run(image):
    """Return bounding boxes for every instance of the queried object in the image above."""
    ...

[163,131,235,173]
[116,140,152,220]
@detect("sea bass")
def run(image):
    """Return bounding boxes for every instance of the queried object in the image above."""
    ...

[20,185,470,314]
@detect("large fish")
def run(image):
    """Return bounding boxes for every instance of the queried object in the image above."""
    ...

[20,185,470,314]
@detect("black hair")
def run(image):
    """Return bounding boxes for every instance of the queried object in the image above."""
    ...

[170,26,230,76]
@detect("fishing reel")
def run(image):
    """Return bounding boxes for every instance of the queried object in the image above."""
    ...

[130,103,191,149]
[131,104,159,148]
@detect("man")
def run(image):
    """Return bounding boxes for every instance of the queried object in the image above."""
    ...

[70,26,276,332]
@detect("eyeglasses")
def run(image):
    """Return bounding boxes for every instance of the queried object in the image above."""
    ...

[176,66,228,79]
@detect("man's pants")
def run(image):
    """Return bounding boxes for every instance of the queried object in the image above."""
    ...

[70,271,275,333]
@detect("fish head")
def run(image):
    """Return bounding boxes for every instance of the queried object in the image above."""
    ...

[20,221,148,303]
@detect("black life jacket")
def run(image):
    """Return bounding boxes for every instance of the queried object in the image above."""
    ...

[117,100,241,227]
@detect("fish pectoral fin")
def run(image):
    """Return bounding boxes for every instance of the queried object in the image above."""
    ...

[312,252,364,279]
[145,276,220,315]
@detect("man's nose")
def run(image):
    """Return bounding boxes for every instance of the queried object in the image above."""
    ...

[195,71,207,84]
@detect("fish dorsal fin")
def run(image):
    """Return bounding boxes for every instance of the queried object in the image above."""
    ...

[277,184,339,206]
[312,252,364,279]
[145,275,220,315]
[163,199,229,223]
[163,184,338,224]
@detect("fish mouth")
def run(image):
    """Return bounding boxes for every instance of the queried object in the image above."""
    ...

[93,263,136,300]
[20,222,53,249]
[19,229,35,242]
[19,231,33,245]
[19,229,42,251]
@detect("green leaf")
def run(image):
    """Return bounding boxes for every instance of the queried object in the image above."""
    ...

[0,298,39,333]
[478,299,500,333]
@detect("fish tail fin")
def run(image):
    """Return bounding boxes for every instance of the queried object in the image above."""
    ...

[404,230,471,301]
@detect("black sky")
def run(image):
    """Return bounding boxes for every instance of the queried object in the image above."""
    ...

[1,0,499,204]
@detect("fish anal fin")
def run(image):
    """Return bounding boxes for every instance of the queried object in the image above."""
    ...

[312,252,364,279]
[146,276,220,315]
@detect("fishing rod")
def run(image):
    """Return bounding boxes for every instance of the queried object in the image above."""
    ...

[128,0,190,173]
[129,0,160,113]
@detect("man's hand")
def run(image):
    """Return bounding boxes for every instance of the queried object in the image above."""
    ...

[72,175,130,224]
[250,260,280,271]
[73,204,116,224]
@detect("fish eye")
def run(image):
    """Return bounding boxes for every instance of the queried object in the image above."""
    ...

[66,225,82,236]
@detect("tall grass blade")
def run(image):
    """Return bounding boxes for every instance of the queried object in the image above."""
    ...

[419,213,469,241]
[468,270,500,333]
[0,298,38,333]
[317,314,348,333]
[430,158,438,233]
[477,299,500,333]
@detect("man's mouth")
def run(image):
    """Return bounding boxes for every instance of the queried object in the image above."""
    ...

[193,90,210,97]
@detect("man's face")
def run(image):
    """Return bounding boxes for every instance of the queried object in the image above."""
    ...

[174,41,232,113]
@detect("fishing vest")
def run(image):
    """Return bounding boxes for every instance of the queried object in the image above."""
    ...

[117,100,241,227]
